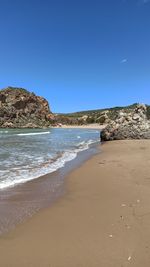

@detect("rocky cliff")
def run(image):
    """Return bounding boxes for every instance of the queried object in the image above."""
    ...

[0,87,51,128]
[101,104,150,141]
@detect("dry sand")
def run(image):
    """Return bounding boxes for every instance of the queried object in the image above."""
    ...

[1,140,150,266]
[52,123,106,129]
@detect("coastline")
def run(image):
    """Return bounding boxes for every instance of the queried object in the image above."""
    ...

[51,123,106,129]
[1,140,150,266]
[0,135,100,236]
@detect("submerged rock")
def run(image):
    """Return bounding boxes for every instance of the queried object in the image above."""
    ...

[0,87,52,128]
[101,104,150,141]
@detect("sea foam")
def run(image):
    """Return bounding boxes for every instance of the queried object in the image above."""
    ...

[17,131,50,136]
[0,129,99,189]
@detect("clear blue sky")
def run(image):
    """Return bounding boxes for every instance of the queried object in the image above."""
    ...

[0,0,150,113]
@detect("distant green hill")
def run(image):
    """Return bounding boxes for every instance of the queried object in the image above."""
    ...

[59,103,138,117]
[55,103,150,125]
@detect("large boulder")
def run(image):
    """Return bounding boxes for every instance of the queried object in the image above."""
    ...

[101,104,150,141]
[0,87,52,128]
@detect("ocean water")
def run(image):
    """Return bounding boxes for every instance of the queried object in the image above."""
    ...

[0,128,100,190]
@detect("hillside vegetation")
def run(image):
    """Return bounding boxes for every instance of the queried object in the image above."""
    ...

[0,87,149,128]
[55,103,150,125]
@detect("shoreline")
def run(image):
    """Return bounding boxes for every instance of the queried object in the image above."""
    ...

[51,123,106,130]
[1,140,150,266]
[0,139,100,236]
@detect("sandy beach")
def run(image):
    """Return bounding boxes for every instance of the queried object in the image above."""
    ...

[1,140,150,266]
[52,123,106,130]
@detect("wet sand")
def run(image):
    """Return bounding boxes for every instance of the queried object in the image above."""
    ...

[1,140,150,266]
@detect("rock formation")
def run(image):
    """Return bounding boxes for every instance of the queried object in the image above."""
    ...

[96,111,110,124]
[0,87,52,128]
[101,104,150,141]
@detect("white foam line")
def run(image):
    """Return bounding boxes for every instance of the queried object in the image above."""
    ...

[17,131,50,136]
[0,139,99,190]
[0,151,77,189]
